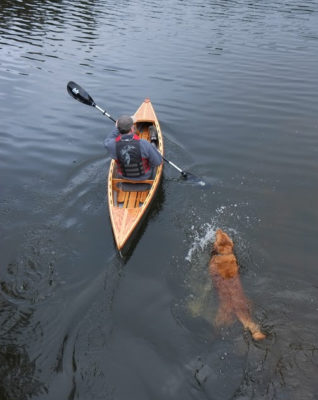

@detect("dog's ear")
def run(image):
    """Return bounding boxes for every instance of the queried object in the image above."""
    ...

[220,231,233,247]
[215,232,234,253]
[213,229,234,254]
[212,229,222,253]
[215,229,227,243]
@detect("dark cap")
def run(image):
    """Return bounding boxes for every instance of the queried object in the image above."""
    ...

[117,115,133,134]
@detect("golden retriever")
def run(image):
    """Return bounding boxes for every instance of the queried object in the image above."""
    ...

[209,229,265,340]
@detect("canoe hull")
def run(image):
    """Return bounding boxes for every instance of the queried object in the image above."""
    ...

[107,99,164,251]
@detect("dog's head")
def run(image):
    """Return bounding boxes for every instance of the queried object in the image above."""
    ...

[213,229,234,255]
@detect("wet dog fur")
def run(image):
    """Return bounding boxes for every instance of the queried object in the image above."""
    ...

[209,229,265,340]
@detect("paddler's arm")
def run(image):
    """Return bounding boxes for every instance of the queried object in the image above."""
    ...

[144,141,163,167]
[104,126,120,150]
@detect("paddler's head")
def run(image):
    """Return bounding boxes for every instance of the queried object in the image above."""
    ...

[117,115,134,134]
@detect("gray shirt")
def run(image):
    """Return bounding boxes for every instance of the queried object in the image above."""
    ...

[104,127,163,180]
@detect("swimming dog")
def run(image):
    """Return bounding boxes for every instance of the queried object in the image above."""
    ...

[209,229,265,340]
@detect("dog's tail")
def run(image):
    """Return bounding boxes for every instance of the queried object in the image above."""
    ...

[237,313,266,340]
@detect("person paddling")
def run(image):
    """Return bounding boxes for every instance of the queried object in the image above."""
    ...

[104,115,162,181]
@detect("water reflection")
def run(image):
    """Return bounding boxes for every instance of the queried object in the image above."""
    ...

[0,0,100,49]
[0,343,44,400]
[0,271,44,399]
[0,228,62,398]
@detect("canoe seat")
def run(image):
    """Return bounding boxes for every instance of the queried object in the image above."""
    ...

[117,182,151,192]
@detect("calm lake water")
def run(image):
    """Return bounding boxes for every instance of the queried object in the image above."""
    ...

[1,1,318,399]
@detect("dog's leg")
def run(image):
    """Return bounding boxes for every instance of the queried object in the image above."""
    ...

[236,312,266,340]
[214,301,234,327]
[214,285,236,327]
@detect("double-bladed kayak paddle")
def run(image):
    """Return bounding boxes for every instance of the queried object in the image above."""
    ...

[66,81,207,186]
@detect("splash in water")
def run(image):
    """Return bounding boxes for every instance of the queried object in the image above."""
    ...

[185,223,217,262]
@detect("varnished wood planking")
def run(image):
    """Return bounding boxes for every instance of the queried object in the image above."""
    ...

[107,98,164,250]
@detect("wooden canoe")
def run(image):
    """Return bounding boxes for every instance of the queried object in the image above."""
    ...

[107,98,164,251]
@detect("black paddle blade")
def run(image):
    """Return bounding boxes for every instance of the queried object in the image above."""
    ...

[67,81,95,106]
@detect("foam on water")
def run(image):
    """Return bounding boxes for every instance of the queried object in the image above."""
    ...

[185,203,242,263]
[185,222,217,263]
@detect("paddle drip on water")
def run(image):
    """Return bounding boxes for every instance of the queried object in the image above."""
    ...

[180,171,208,187]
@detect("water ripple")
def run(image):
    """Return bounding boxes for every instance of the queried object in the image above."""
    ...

[1,0,318,398]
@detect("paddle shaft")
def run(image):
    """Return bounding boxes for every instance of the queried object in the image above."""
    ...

[162,158,185,175]
[94,104,116,123]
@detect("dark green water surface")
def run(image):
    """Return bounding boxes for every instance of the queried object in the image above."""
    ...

[1,1,318,399]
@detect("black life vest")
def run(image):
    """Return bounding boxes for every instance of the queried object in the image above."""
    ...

[115,134,150,178]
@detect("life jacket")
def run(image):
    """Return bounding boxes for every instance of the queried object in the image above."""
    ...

[115,134,150,178]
